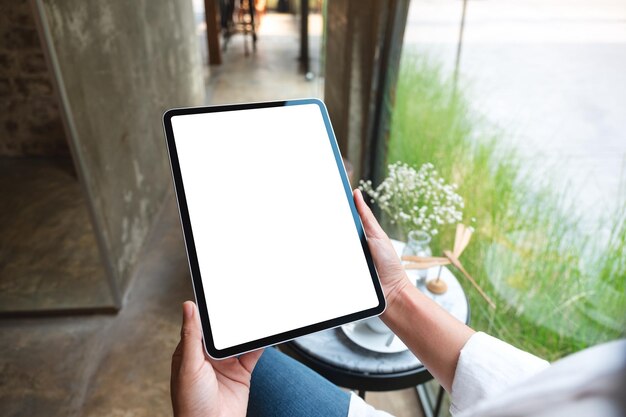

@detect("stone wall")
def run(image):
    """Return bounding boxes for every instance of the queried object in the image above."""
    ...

[0,0,67,157]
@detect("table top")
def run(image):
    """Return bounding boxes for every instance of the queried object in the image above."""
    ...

[289,239,469,375]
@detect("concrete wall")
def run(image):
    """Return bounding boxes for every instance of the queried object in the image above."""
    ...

[0,0,67,156]
[37,0,205,295]
[325,0,390,180]
[324,0,409,183]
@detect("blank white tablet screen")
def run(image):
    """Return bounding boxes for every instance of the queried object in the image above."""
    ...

[171,103,379,350]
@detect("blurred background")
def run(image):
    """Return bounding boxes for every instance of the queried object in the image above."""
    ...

[0,0,624,416]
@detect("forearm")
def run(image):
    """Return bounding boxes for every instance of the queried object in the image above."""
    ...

[381,282,474,392]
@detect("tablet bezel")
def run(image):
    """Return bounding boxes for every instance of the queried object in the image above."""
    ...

[162,98,385,359]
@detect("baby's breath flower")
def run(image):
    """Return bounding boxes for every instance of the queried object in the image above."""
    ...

[359,162,464,236]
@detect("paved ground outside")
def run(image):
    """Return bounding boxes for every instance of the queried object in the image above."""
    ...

[403,0,626,224]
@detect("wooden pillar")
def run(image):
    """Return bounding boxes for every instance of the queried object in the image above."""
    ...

[299,0,309,74]
[205,0,222,65]
[324,0,410,185]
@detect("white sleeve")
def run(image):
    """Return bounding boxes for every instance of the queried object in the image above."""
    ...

[450,332,550,416]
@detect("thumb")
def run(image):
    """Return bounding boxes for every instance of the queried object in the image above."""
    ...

[353,189,388,240]
[180,301,206,370]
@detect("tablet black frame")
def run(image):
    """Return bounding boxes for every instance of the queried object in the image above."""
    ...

[162,98,386,359]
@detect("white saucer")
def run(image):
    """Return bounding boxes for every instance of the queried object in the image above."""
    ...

[341,321,409,354]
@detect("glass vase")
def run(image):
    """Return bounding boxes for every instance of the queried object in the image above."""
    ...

[402,230,432,287]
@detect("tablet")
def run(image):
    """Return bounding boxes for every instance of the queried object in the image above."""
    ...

[162,98,385,359]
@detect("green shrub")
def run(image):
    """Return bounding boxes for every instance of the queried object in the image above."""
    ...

[387,52,626,360]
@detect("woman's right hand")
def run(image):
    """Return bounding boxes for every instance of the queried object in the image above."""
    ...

[355,189,475,392]
[353,189,411,311]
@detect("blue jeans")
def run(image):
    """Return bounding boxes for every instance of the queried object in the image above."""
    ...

[247,347,350,417]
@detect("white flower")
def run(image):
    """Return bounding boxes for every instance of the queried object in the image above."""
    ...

[359,162,465,236]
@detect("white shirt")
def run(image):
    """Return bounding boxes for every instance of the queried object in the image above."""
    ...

[348,332,626,417]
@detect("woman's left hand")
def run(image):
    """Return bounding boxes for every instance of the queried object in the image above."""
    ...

[171,301,264,417]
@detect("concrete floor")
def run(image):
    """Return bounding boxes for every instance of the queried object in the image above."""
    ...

[0,12,423,417]
[0,193,424,417]
[201,12,325,104]
[0,194,192,416]
[0,158,113,313]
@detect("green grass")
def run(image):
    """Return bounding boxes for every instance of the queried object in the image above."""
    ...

[386,53,626,361]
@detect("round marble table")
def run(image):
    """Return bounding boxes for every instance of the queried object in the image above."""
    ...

[279,240,470,414]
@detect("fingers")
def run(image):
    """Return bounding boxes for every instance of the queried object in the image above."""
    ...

[170,341,183,412]
[238,348,264,374]
[171,340,183,378]
[353,189,388,240]
[238,350,264,375]
[353,188,406,279]
[179,301,206,372]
